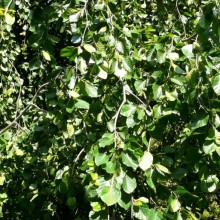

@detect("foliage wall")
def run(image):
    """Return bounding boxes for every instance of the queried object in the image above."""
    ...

[0,0,220,219]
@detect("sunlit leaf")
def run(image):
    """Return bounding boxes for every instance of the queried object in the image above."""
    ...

[139,151,153,171]
[181,44,194,58]
[170,199,181,212]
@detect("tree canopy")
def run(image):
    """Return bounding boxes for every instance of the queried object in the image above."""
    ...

[0,0,220,219]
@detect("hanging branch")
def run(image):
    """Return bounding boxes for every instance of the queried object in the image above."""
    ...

[4,0,14,15]
[176,0,186,37]
[0,82,49,135]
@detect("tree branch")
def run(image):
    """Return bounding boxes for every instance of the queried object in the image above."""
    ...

[0,82,49,135]
[4,0,13,15]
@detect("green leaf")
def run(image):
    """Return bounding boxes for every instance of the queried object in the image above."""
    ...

[91,202,102,212]
[95,153,109,166]
[67,123,74,136]
[203,141,217,155]
[139,151,153,171]
[120,104,136,117]
[135,80,146,94]
[60,47,77,61]
[133,204,149,220]
[74,99,90,110]
[172,168,187,179]
[136,197,149,204]
[0,176,5,186]
[103,161,116,174]
[116,41,124,54]
[165,91,176,101]
[55,166,69,180]
[67,197,76,207]
[69,11,81,22]
[181,44,194,58]
[118,193,131,210]
[212,75,220,95]
[114,68,127,78]
[170,199,181,212]
[167,52,179,61]
[201,175,219,193]
[155,164,170,174]
[152,84,162,100]
[42,50,51,61]
[85,82,98,97]
[84,44,96,53]
[122,173,137,194]
[126,117,137,128]
[5,13,15,25]
[189,115,209,130]
[4,132,12,141]
[122,57,133,72]
[100,181,121,206]
[121,152,138,170]
[98,67,108,79]
[98,133,114,148]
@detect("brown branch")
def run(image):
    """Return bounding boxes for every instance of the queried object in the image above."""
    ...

[0,82,49,135]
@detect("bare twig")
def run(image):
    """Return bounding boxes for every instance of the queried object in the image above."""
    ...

[0,82,49,135]
[125,85,152,116]
[81,0,89,43]
[71,148,85,176]
[176,0,186,37]
[4,0,13,15]
[113,83,127,132]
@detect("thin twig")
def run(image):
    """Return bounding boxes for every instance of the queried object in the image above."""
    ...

[125,85,152,116]
[81,0,89,43]
[182,33,197,42]
[0,82,49,135]
[176,0,186,37]
[71,148,85,176]
[113,83,127,132]
[30,103,47,113]
[4,0,13,15]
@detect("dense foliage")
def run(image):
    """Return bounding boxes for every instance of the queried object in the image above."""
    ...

[0,0,220,219]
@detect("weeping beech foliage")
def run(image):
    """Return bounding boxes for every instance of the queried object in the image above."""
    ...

[0,0,220,219]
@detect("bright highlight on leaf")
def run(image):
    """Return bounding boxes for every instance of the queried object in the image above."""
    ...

[139,151,153,171]
[170,199,181,212]
[42,50,51,61]
[181,44,194,58]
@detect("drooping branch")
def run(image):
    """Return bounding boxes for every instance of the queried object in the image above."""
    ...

[0,82,49,135]
[4,0,14,15]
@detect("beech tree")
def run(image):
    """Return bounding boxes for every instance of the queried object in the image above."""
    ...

[0,0,220,219]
